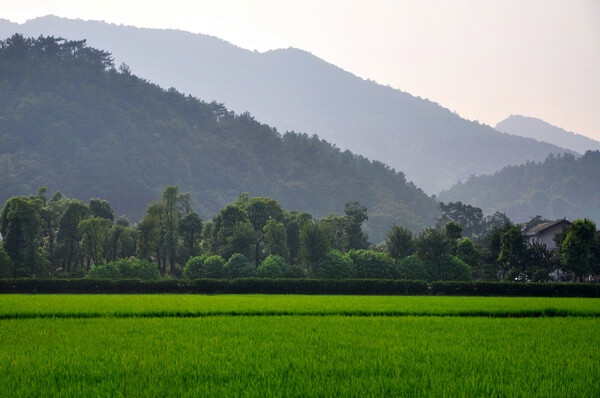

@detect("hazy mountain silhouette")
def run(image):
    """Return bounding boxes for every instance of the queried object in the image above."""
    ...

[0,34,440,243]
[0,16,572,194]
[439,151,600,224]
[496,115,600,154]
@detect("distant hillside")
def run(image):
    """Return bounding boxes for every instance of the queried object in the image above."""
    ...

[0,16,572,193]
[439,151,600,224]
[0,34,440,242]
[496,115,600,154]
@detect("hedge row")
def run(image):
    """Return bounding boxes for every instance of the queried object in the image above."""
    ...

[0,279,598,297]
[431,281,600,297]
[0,278,428,295]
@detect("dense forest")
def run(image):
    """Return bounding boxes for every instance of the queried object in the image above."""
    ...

[0,17,572,193]
[2,187,598,282]
[440,151,600,224]
[0,34,438,243]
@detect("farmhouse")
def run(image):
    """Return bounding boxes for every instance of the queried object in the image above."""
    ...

[525,219,571,251]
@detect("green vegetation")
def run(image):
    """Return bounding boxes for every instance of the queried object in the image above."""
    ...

[0,34,438,243]
[0,315,597,396]
[0,294,598,318]
[440,151,600,224]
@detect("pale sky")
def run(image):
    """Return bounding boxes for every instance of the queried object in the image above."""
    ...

[2,0,599,140]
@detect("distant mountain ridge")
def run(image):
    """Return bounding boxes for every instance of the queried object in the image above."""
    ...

[496,115,600,154]
[439,151,600,224]
[0,16,572,194]
[0,34,439,243]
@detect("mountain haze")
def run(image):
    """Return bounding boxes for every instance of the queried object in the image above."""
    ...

[496,115,600,154]
[439,151,600,224]
[0,16,572,193]
[0,34,439,242]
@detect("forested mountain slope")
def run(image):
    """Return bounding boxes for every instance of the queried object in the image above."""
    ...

[496,115,600,154]
[0,16,572,193]
[439,151,600,224]
[0,35,439,242]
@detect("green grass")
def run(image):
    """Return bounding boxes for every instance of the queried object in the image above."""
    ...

[1,294,599,318]
[1,295,598,396]
[0,316,598,396]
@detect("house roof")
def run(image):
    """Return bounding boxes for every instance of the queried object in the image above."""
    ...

[525,219,571,236]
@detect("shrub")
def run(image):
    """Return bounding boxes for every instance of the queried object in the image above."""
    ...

[349,250,396,279]
[315,250,355,279]
[183,255,207,279]
[223,253,255,279]
[184,255,225,279]
[395,255,429,280]
[0,244,13,278]
[87,258,160,280]
[256,255,287,278]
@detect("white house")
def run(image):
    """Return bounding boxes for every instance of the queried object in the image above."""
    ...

[525,219,571,251]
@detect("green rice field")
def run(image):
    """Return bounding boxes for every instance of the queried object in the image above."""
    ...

[1,295,598,396]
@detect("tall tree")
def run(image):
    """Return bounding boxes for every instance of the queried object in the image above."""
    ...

[89,198,115,221]
[78,217,107,269]
[385,225,414,260]
[162,186,179,275]
[263,219,290,260]
[179,211,203,261]
[344,201,369,250]
[57,200,89,274]
[0,196,44,277]
[562,219,596,281]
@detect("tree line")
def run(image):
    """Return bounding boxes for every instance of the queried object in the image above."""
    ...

[1,188,598,282]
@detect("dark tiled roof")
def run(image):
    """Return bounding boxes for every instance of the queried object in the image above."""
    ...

[526,219,571,236]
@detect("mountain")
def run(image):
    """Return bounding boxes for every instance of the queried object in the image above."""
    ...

[0,34,440,243]
[439,151,600,224]
[0,16,572,194]
[496,115,600,154]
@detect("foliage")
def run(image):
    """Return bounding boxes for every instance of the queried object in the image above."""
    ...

[0,244,13,278]
[223,253,255,279]
[256,255,287,278]
[299,221,331,270]
[385,225,414,260]
[183,255,225,279]
[314,250,355,279]
[0,34,439,244]
[87,258,160,280]
[349,249,396,279]
[561,219,597,280]
[440,151,600,224]
[395,255,429,281]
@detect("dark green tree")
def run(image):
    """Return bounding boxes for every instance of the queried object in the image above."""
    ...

[0,196,44,277]
[561,219,597,281]
[89,198,115,221]
[344,201,369,250]
[179,211,203,260]
[263,219,290,260]
[385,225,414,260]
[299,221,331,273]
[162,186,179,275]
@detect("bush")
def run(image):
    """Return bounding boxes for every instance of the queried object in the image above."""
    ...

[184,255,225,279]
[223,253,255,279]
[315,250,355,279]
[87,258,160,280]
[430,281,600,297]
[423,255,472,281]
[349,250,396,279]
[257,255,287,278]
[395,255,429,280]
[0,244,14,279]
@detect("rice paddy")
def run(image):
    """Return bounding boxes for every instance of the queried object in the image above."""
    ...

[0,295,598,396]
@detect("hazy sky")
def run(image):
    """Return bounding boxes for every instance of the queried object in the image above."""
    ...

[2,0,599,140]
